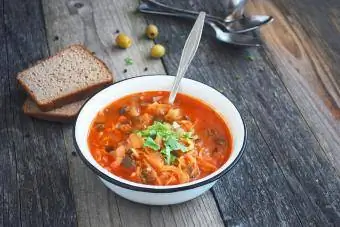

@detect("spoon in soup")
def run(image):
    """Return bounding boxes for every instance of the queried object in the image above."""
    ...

[168,12,206,104]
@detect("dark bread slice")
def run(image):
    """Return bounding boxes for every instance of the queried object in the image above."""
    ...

[23,98,86,122]
[17,44,113,111]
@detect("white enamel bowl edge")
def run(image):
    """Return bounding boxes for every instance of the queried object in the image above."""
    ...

[74,75,246,205]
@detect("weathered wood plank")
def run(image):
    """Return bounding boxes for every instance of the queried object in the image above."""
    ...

[41,0,224,226]
[0,2,20,227]
[145,0,340,225]
[0,0,77,226]
[245,0,340,174]
[42,0,165,77]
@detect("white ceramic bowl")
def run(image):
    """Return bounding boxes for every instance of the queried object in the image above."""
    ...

[74,75,246,205]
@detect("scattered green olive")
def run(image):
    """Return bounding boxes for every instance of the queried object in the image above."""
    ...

[145,24,159,39]
[150,44,165,58]
[115,33,132,49]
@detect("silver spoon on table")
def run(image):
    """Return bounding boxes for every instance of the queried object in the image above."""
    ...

[223,0,272,33]
[169,12,206,104]
[139,0,273,34]
[140,8,261,46]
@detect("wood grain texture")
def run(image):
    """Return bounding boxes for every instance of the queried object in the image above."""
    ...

[41,0,224,226]
[245,0,340,176]
[0,0,77,226]
[144,0,340,225]
[42,0,165,78]
[3,0,340,226]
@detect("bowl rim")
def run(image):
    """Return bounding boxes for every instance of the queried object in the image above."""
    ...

[73,75,247,193]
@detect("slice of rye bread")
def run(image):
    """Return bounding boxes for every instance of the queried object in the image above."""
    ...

[17,44,113,111]
[23,98,86,122]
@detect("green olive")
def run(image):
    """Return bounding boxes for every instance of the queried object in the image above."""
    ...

[145,24,159,39]
[150,44,165,58]
[115,33,132,49]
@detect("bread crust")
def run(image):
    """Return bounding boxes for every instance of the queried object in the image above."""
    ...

[17,44,114,111]
[19,78,112,111]
[23,109,76,122]
[23,98,87,123]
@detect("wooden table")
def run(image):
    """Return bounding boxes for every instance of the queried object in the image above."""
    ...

[1,0,340,226]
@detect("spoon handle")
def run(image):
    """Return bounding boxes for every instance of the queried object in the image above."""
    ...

[168,12,206,104]
[141,0,228,24]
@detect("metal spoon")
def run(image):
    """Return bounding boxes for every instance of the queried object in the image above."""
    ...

[224,0,248,33]
[169,12,206,104]
[223,0,272,33]
[224,0,247,22]
[139,8,261,46]
[207,21,261,46]
[139,0,273,33]
[141,0,235,24]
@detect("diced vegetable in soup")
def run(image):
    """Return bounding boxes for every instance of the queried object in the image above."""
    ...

[88,91,232,186]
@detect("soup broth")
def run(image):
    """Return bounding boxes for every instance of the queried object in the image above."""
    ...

[88,91,232,186]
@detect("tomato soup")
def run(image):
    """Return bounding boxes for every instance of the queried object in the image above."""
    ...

[88,91,232,186]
